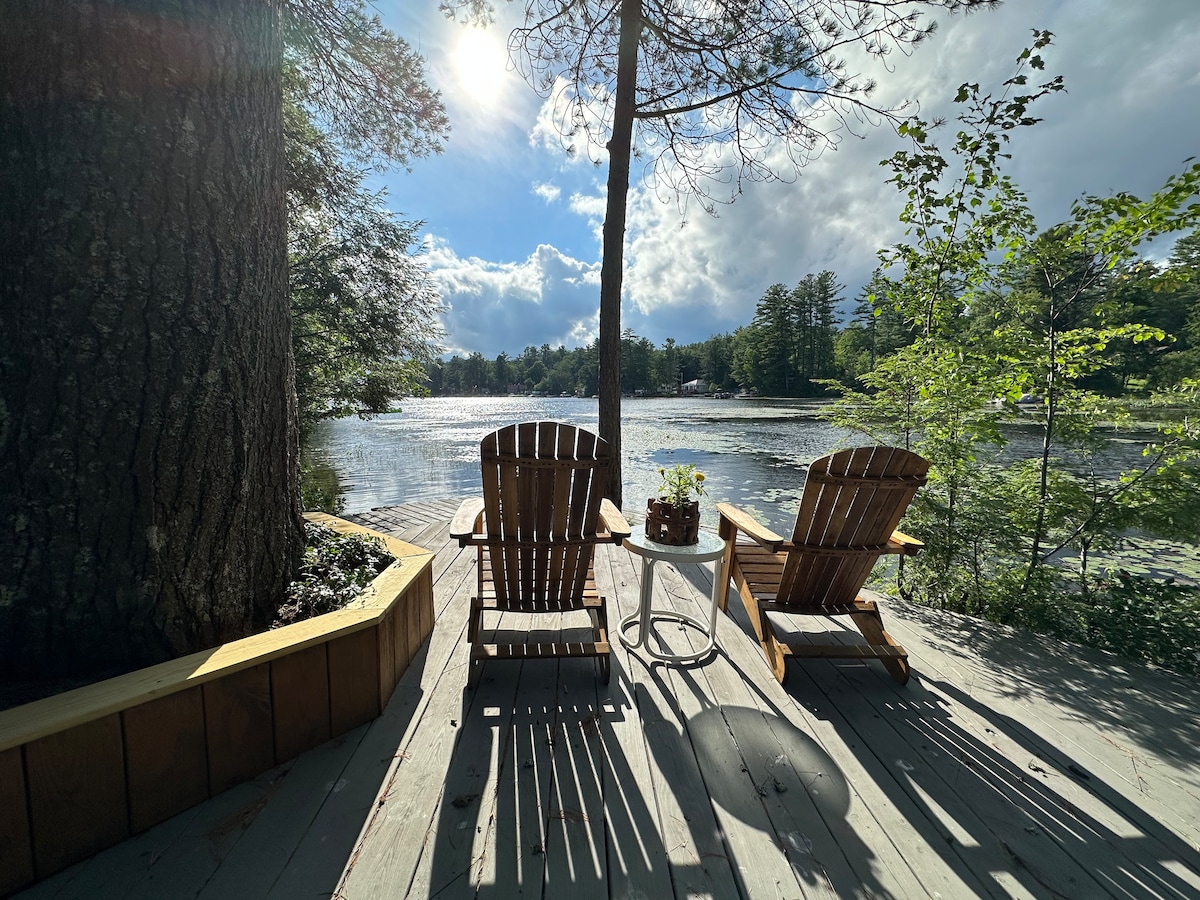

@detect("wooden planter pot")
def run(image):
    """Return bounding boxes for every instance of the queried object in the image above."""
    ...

[645,498,700,545]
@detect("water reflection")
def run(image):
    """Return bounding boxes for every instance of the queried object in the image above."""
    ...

[303,396,1166,535]
[304,397,846,531]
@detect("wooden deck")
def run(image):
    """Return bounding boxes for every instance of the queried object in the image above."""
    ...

[17,499,1200,900]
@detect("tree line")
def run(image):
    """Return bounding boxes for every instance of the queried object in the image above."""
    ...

[424,237,1199,400]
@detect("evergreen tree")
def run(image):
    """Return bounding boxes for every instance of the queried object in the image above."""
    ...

[447,0,1000,504]
[2,3,305,677]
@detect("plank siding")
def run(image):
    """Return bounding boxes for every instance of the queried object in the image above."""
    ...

[204,663,275,795]
[328,626,383,735]
[271,643,332,764]
[0,746,34,894]
[25,715,128,878]
[122,687,209,834]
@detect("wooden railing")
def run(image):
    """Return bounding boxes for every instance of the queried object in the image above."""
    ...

[0,515,434,895]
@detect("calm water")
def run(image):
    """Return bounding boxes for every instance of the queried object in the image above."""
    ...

[305,395,1168,532]
[305,396,847,532]
[306,396,1196,582]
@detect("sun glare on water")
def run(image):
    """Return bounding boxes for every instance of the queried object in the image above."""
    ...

[454,27,506,106]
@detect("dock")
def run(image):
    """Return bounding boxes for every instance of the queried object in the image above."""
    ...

[17,499,1200,899]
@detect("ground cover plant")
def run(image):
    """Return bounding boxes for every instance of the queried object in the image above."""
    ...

[272,522,395,628]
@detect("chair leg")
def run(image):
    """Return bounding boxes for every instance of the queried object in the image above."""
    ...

[466,598,484,687]
[715,523,735,612]
[849,602,910,685]
[589,602,611,684]
[736,578,788,684]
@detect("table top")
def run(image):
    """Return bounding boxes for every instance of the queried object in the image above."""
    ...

[623,528,726,563]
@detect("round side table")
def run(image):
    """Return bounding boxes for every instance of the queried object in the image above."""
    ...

[619,529,728,663]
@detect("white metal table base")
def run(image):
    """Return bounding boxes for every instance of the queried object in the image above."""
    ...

[619,531,727,664]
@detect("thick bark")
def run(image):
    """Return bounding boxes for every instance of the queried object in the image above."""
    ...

[0,0,304,679]
[598,0,641,508]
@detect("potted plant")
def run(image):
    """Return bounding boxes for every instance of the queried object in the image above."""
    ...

[646,463,706,545]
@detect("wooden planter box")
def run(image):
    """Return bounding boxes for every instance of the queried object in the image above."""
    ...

[0,514,434,896]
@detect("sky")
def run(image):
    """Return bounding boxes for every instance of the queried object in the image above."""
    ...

[379,0,1200,359]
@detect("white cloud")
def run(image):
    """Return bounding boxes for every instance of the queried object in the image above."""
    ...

[602,0,1200,345]
[425,238,601,357]
[404,0,1200,357]
[529,76,616,168]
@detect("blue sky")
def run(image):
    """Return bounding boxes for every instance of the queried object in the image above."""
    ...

[379,0,1200,359]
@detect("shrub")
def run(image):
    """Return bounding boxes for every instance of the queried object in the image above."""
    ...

[272,522,394,628]
[1078,572,1200,675]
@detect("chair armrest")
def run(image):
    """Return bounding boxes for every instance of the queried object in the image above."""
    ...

[887,530,924,556]
[716,502,785,552]
[599,498,632,542]
[450,498,485,543]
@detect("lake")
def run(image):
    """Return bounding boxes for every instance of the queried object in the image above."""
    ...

[304,396,848,532]
[305,395,1198,582]
[304,395,1182,538]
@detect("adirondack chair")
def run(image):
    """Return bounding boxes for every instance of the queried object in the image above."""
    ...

[716,446,928,685]
[450,421,631,686]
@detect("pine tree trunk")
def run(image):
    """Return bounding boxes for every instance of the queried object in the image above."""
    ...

[0,0,304,680]
[598,0,641,508]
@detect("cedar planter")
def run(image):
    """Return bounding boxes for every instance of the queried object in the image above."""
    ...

[645,498,701,545]
[0,514,435,896]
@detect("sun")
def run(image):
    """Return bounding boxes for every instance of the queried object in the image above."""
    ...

[454,27,506,106]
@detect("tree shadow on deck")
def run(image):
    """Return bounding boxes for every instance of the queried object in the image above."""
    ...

[787,662,1200,899]
[673,558,1200,898]
[895,600,1200,768]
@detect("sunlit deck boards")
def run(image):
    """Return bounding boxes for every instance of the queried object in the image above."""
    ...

[18,500,1200,899]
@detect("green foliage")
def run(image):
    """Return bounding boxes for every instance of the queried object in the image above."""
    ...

[288,160,442,435]
[1005,573,1200,676]
[730,274,842,396]
[827,34,1200,674]
[656,464,707,510]
[283,4,447,437]
[273,523,393,627]
[284,0,448,170]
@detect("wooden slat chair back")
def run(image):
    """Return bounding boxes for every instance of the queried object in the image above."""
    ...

[717,446,928,685]
[450,421,630,686]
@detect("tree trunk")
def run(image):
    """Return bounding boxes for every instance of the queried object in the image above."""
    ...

[0,0,304,680]
[598,0,641,508]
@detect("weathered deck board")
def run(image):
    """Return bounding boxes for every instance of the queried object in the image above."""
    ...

[590,550,675,900]
[602,532,745,900]
[686,561,985,900]
[15,499,1200,900]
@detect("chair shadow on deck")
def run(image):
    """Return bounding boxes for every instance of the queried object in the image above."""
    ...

[781,661,1200,899]
[421,656,674,899]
